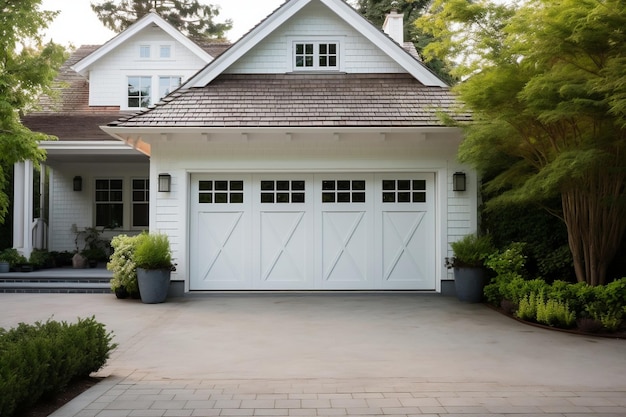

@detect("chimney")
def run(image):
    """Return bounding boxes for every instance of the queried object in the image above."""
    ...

[382,3,404,45]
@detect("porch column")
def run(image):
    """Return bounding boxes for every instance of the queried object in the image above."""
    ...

[12,160,34,258]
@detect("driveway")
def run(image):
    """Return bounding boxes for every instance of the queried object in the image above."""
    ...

[1,293,624,416]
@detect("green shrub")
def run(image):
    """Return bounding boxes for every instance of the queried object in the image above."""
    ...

[133,232,173,270]
[28,249,52,268]
[0,317,116,417]
[450,234,494,268]
[516,293,538,321]
[536,298,576,328]
[0,248,27,268]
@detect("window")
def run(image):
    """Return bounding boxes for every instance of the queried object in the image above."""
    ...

[128,76,151,108]
[139,45,151,58]
[158,76,182,100]
[294,42,338,70]
[95,179,123,228]
[132,179,149,228]
[198,180,244,204]
[322,180,366,203]
[382,179,427,203]
[260,180,305,203]
[159,45,171,58]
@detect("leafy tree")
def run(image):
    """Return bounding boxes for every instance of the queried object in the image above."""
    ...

[353,0,455,84]
[91,0,232,41]
[417,0,626,285]
[0,1,67,224]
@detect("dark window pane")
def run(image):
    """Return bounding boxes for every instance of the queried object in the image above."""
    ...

[305,56,313,66]
[382,180,395,190]
[296,56,304,67]
[413,180,426,190]
[215,193,228,203]
[337,180,350,190]
[199,193,212,204]
[398,192,411,203]
[292,193,305,203]
[111,180,123,189]
[133,203,149,227]
[230,181,243,191]
[352,192,366,202]
[132,179,144,189]
[261,181,274,191]
[96,204,123,228]
[95,191,108,202]
[277,193,290,203]
[230,193,244,204]
[337,192,350,203]
[413,192,426,203]
[292,180,305,190]
[277,181,290,191]
[261,193,274,203]
[133,191,145,201]
[352,180,365,190]
[320,56,327,67]
[296,44,303,54]
[305,44,313,54]
[398,180,410,190]
[128,98,139,107]
[329,56,336,66]
[322,180,335,190]
[95,179,108,189]
[319,44,327,54]
[215,181,228,191]
[322,193,335,203]
[199,181,212,191]
[383,192,395,203]
[110,191,123,201]
[329,44,337,54]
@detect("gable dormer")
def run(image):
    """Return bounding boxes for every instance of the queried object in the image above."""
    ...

[71,12,219,111]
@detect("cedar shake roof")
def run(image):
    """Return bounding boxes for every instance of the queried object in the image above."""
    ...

[110,73,469,128]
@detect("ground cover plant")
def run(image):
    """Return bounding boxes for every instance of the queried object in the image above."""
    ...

[484,243,626,334]
[0,317,116,417]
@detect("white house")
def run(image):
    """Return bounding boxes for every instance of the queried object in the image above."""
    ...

[18,0,476,294]
[102,0,476,294]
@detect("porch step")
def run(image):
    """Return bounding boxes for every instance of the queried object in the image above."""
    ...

[0,268,113,294]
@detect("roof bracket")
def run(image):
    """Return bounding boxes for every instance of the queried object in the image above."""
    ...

[201,132,211,142]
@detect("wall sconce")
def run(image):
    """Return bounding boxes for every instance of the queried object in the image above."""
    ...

[453,172,466,192]
[158,174,171,192]
[73,176,82,191]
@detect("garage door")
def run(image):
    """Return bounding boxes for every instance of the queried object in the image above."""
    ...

[190,173,435,290]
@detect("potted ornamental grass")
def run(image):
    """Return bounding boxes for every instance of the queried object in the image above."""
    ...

[448,234,494,303]
[133,232,175,304]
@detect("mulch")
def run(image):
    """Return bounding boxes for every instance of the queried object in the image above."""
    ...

[13,377,102,417]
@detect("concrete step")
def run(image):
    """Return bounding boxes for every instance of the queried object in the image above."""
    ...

[0,267,113,294]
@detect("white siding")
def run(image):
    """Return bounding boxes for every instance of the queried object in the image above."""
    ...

[88,28,209,108]
[227,2,405,74]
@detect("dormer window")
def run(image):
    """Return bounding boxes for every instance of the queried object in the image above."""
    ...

[293,41,339,70]
[139,45,151,58]
[128,76,151,108]
[160,45,171,58]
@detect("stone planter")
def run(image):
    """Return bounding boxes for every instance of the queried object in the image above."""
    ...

[137,268,171,304]
[454,267,488,303]
[0,261,9,273]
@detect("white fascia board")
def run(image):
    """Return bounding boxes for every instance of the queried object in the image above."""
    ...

[40,140,136,152]
[71,13,212,78]
[184,0,313,88]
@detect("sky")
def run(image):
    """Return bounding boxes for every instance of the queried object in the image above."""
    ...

[40,0,286,46]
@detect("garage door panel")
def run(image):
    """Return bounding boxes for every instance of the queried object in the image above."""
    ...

[382,211,429,283]
[259,211,308,283]
[322,211,368,283]
[196,211,246,283]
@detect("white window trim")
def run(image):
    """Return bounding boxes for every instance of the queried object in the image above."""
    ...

[288,37,344,72]
[123,74,184,110]
[137,42,175,60]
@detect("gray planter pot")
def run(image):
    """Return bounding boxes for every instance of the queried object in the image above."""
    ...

[0,261,9,273]
[137,268,171,304]
[454,267,488,303]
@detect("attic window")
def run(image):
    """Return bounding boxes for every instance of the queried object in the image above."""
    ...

[139,45,150,58]
[160,45,171,58]
[294,42,338,70]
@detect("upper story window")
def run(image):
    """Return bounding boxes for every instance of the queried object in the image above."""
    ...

[139,45,151,58]
[128,76,151,108]
[294,42,339,70]
[160,45,171,58]
[158,76,181,100]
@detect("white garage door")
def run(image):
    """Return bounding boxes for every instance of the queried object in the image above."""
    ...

[190,173,435,290]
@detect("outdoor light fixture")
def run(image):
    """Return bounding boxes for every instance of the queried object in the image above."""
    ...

[452,172,466,192]
[158,174,171,192]
[73,176,82,191]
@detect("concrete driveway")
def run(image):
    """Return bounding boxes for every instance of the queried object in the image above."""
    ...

[1,293,625,416]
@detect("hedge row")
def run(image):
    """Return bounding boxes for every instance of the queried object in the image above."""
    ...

[0,317,117,417]
[484,243,626,332]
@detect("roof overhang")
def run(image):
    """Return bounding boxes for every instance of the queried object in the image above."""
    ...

[40,140,150,164]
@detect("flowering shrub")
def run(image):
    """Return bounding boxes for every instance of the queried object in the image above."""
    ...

[107,234,142,295]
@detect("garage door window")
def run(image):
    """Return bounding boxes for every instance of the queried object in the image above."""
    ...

[260,180,305,203]
[382,179,426,203]
[322,180,366,203]
[198,180,244,204]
